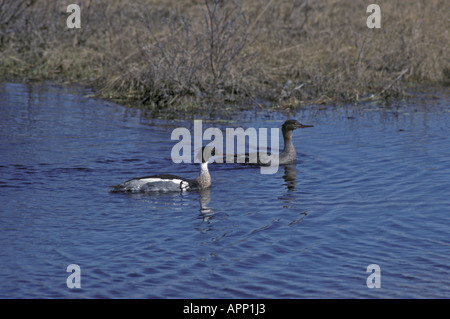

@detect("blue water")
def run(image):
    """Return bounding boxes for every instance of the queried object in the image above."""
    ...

[0,82,449,298]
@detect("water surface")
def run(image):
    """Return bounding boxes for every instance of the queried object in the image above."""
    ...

[0,82,449,298]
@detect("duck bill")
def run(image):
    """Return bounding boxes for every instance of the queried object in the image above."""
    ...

[296,123,314,128]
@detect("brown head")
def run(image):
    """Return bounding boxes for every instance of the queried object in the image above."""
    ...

[281,119,314,134]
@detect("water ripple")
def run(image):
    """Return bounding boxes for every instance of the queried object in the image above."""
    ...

[1,83,449,298]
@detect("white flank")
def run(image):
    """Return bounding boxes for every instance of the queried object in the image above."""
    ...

[135,177,190,191]
[137,178,183,185]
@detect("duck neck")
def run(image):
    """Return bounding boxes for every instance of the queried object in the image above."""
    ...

[196,162,211,188]
[281,130,295,157]
[200,162,209,175]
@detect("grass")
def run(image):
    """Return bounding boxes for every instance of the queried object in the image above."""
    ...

[1,0,449,116]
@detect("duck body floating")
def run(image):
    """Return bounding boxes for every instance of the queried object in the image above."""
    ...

[111,146,215,193]
[231,119,313,166]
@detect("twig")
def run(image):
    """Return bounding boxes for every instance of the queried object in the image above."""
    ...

[380,68,408,94]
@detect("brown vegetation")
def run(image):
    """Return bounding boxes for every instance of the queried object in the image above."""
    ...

[1,0,448,115]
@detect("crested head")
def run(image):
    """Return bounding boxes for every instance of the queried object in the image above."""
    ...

[282,119,314,133]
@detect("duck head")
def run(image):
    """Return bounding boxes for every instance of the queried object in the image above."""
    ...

[282,119,314,133]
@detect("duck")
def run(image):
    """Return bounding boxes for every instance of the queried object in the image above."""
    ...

[111,146,216,193]
[277,119,314,164]
[230,119,313,166]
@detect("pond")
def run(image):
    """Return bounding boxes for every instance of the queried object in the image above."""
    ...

[0,82,449,298]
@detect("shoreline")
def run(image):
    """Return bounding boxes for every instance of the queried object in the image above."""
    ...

[1,1,448,116]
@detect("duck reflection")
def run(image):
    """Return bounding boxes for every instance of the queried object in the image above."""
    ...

[198,187,214,222]
[278,164,298,208]
[282,164,298,191]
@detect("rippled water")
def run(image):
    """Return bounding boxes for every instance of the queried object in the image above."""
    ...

[0,82,449,298]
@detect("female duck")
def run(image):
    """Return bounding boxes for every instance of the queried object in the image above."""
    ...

[111,146,216,193]
[233,119,313,165]
[277,119,313,164]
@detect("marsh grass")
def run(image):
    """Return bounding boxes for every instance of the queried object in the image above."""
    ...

[1,0,448,115]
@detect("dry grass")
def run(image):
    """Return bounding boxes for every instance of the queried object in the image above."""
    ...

[1,0,449,115]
